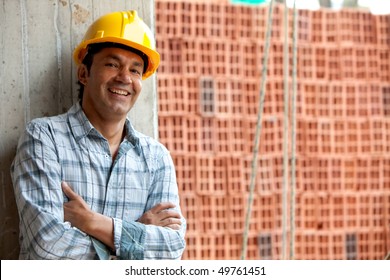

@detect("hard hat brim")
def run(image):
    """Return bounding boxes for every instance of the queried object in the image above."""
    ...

[73,37,160,80]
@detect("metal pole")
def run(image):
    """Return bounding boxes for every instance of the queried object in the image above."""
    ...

[282,0,290,260]
[290,0,298,260]
[241,0,275,260]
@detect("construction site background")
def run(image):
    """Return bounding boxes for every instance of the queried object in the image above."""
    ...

[155,0,390,259]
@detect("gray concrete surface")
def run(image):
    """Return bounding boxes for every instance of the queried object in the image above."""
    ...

[0,0,157,259]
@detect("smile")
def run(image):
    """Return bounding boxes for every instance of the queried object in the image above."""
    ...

[109,88,130,96]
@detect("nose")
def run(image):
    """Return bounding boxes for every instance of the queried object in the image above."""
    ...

[115,68,132,84]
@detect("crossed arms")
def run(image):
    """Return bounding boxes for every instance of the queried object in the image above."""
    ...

[62,181,182,251]
[11,120,186,259]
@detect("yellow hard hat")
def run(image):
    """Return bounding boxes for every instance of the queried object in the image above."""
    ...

[73,10,160,79]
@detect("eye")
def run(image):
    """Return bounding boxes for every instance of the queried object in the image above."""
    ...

[130,68,142,76]
[105,62,119,68]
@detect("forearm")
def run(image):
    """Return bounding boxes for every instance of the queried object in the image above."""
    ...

[143,221,186,259]
[117,215,186,260]
[83,212,115,250]
[62,182,115,251]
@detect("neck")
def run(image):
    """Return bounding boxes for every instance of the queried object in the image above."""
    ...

[83,111,126,160]
[98,121,125,144]
[80,99,128,159]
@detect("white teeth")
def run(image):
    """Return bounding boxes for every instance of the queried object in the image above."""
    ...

[110,89,129,96]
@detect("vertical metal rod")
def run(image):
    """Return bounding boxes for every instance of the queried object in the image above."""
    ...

[290,0,298,260]
[241,0,275,260]
[282,0,290,260]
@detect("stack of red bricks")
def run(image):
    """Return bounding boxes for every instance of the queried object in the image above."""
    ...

[155,0,390,259]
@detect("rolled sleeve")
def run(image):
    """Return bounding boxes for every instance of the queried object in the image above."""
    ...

[118,220,146,260]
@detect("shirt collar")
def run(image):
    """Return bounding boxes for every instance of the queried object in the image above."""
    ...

[123,118,140,148]
[68,102,94,142]
[68,102,140,149]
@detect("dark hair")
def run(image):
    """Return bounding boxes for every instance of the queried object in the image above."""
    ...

[77,42,149,101]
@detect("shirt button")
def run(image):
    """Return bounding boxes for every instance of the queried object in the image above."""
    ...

[105,154,110,159]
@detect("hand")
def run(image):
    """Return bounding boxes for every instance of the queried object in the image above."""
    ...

[137,202,182,230]
[62,181,115,249]
[62,181,93,232]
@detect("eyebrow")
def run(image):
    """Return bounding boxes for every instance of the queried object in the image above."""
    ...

[105,54,143,68]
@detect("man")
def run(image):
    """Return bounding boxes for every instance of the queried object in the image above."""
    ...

[11,10,186,260]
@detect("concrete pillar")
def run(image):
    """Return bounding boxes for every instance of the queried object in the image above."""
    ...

[0,0,156,259]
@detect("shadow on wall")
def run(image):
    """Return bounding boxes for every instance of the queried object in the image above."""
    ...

[0,144,20,260]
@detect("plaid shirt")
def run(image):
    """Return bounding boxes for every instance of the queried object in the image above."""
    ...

[11,102,186,259]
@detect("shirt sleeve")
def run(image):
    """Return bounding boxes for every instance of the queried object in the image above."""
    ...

[11,121,95,259]
[116,146,186,260]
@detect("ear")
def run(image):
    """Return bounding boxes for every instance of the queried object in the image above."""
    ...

[77,64,89,85]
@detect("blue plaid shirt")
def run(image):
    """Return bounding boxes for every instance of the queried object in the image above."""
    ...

[11,102,186,259]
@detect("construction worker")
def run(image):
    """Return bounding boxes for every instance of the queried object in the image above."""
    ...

[11,11,186,259]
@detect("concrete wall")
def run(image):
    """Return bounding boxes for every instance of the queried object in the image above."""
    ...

[0,0,157,259]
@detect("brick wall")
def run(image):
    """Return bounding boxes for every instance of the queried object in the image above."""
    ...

[155,1,390,259]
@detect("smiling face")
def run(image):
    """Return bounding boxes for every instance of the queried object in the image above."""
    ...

[78,47,144,124]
